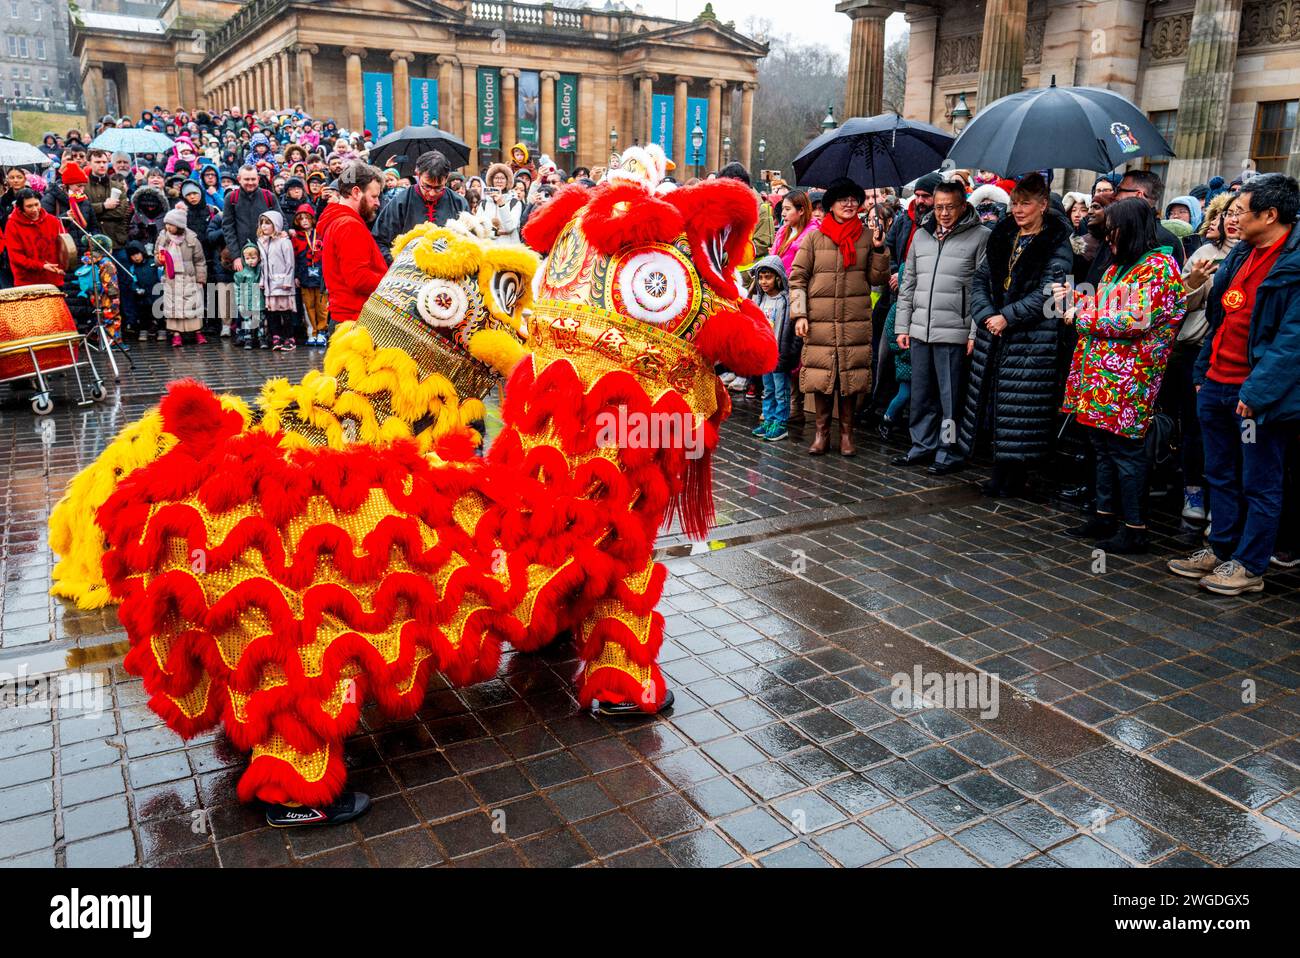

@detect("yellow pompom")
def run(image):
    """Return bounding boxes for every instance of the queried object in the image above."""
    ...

[469,328,526,378]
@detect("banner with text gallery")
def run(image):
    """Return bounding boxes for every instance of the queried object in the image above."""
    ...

[556,73,578,153]
[477,67,500,150]
[410,77,438,127]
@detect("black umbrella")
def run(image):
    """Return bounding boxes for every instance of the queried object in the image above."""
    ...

[946,78,1175,178]
[792,113,955,189]
[367,125,470,169]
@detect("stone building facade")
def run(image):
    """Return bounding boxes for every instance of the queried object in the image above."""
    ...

[840,0,1300,197]
[1,0,80,111]
[70,0,767,173]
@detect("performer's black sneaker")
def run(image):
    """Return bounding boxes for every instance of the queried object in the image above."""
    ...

[265,791,371,827]
[594,688,675,718]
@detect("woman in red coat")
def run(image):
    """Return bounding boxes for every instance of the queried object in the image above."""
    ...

[4,189,66,287]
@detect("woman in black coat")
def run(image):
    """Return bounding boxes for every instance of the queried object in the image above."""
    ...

[957,173,1074,497]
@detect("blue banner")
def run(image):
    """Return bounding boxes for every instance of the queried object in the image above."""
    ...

[362,71,394,139]
[651,93,674,161]
[410,77,438,127]
[686,96,709,167]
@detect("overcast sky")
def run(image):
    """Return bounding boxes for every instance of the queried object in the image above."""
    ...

[632,0,907,54]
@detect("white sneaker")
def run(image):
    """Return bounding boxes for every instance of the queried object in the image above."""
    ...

[728,377,749,393]
[719,372,737,386]
[1181,487,1205,521]
[220,325,231,338]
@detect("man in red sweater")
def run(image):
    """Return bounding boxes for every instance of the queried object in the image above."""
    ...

[4,189,67,287]
[318,162,386,324]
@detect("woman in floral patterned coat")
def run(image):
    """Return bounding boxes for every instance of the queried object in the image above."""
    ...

[1058,198,1186,555]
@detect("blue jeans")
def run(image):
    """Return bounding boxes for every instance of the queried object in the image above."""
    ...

[885,382,910,422]
[1198,377,1290,575]
[761,371,790,426]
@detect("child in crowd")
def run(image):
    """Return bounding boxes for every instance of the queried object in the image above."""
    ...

[291,204,329,345]
[78,234,125,349]
[748,254,798,441]
[120,240,161,339]
[156,208,207,347]
[233,241,265,349]
[255,210,297,351]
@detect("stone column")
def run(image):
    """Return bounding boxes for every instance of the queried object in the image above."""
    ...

[84,63,105,126]
[638,73,656,145]
[1166,0,1245,197]
[462,63,478,169]
[438,55,458,131]
[720,83,733,161]
[739,81,755,169]
[392,51,414,129]
[976,0,1029,108]
[1288,123,1300,181]
[581,73,600,169]
[259,61,270,110]
[673,76,689,167]
[344,47,366,133]
[839,0,887,117]
[540,70,559,157]
[501,68,519,152]
[295,45,318,113]
[902,13,938,122]
[707,78,725,171]
[280,49,293,108]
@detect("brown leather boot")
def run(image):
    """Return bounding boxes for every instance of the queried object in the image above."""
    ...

[789,387,805,426]
[808,394,832,455]
[838,394,857,456]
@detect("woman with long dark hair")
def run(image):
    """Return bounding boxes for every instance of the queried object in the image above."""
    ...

[772,189,818,273]
[956,173,1074,496]
[1058,198,1186,552]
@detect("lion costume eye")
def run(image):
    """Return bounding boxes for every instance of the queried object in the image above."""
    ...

[492,271,522,317]
[616,250,692,326]
[416,279,469,328]
[707,226,731,278]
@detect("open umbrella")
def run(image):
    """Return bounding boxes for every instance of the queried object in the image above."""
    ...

[88,127,176,155]
[367,126,471,170]
[793,113,955,189]
[0,134,52,169]
[946,77,1175,178]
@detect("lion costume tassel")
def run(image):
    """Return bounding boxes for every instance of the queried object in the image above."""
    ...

[52,152,776,808]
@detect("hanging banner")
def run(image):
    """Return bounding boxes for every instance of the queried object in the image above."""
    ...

[556,73,578,153]
[477,67,500,150]
[686,96,709,167]
[410,77,438,127]
[517,69,540,148]
[362,71,394,139]
[651,93,674,162]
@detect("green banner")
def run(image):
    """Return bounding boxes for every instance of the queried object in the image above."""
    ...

[517,70,540,148]
[556,73,578,153]
[477,67,500,150]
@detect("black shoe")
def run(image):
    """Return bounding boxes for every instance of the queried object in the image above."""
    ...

[1058,484,1091,502]
[265,791,371,827]
[594,688,675,718]
[891,453,932,467]
[1097,526,1150,555]
[876,421,893,442]
[1065,515,1117,540]
[927,460,963,477]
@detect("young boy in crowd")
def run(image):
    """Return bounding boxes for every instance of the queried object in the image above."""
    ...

[78,234,125,349]
[120,240,160,339]
[234,241,265,349]
[291,204,329,345]
[748,254,799,441]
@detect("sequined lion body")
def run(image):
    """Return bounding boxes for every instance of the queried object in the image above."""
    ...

[67,157,776,805]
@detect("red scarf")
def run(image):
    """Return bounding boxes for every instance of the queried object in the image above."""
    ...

[819,213,863,268]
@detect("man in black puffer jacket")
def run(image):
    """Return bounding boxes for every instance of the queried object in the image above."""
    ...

[956,173,1075,497]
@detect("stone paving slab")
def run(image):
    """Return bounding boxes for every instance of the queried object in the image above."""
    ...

[1,340,1298,867]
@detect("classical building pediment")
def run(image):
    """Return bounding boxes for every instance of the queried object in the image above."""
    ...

[628,19,767,57]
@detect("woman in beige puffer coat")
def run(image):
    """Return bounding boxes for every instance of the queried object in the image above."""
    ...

[790,177,889,456]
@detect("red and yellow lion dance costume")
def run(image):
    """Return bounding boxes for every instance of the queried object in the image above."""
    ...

[52,157,776,806]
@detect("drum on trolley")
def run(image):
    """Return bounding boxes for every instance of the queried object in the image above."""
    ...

[0,284,107,414]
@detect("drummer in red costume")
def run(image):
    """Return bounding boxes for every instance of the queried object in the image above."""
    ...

[3,188,66,287]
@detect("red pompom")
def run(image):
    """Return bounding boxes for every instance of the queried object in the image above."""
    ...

[579,182,684,256]
[691,299,778,377]
[665,179,760,300]
[159,380,243,459]
[521,183,590,254]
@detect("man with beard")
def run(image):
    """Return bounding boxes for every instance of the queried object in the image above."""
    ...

[4,189,67,287]
[85,148,132,251]
[319,161,387,325]
[372,150,467,261]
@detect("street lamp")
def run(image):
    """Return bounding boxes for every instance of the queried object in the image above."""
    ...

[821,105,835,132]
[722,134,731,163]
[758,137,766,168]
[949,92,971,134]
[690,124,704,174]
[609,125,618,153]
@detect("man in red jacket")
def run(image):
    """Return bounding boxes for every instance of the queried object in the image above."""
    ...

[318,162,386,324]
[4,189,67,287]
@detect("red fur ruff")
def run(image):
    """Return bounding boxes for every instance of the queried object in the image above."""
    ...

[521,183,591,254]
[666,180,760,300]
[579,182,684,256]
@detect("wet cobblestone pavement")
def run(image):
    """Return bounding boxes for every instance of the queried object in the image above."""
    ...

[2,342,1299,868]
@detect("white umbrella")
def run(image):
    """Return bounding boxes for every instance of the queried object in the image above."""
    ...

[88,127,175,155]
[0,134,52,169]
